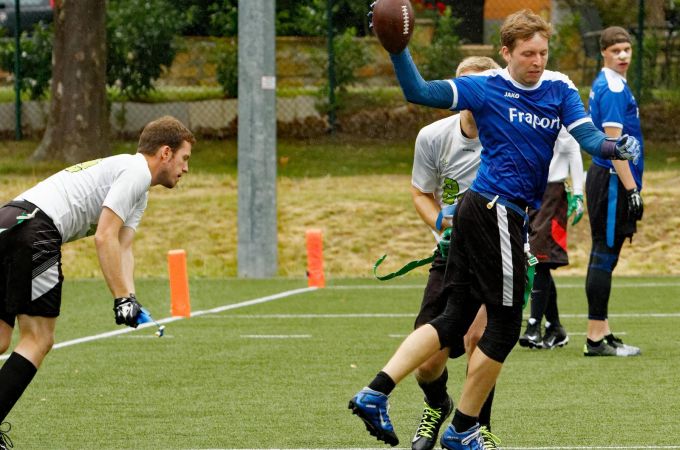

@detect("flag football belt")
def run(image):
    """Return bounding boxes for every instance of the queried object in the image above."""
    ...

[0,202,40,236]
[373,204,458,281]
[476,191,537,309]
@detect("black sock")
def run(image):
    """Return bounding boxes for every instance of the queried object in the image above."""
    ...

[452,408,478,433]
[545,276,561,327]
[478,385,495,430]
[529,264,551,323]
[368,371,396,396]
[587,338,604,347]
[418,367,449,406]
[0,352,38,422]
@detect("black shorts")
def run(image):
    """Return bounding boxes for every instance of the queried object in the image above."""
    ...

[430,190,526,354]
[414,249,467,358]
[586,164,637,242]
[528,182,568,268]
[0,201,63,327]
[445,190,527,308]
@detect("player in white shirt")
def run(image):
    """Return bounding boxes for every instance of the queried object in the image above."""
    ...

[407,56,501,450]
[519,127,584,350]
[0,116,194,445]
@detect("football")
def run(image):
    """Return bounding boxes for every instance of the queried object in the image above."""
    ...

[371,0,414,54]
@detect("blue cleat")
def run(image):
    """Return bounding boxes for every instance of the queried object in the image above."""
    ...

[440,423,484,450]
[348,387,399,446]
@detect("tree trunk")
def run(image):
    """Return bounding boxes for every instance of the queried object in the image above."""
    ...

[32,0,108,163]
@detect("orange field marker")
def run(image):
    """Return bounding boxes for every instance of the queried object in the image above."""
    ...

[168,249,191,317]
[306,229,325,288]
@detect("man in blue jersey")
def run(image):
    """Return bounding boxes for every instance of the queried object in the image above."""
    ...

[348,9,639,449]
[410,56,501,450]
[583,27,644,357]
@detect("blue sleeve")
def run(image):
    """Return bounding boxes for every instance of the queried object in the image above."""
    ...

[569,121,616,159]
[561,85,589,128]
[390,48,456,109]
[597,89,626,128]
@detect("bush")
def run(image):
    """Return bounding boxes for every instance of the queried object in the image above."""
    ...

[215,39,238,98]
[106,0,185,100]
[316,27,373,113]
[0,23,53,100]
[415,7,463,79]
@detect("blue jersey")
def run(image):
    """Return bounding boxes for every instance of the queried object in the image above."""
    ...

[450,68,589,208]
[589,68,644,190]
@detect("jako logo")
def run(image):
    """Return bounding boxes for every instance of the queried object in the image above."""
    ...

[508,108,561,130]
[504,91,519,99]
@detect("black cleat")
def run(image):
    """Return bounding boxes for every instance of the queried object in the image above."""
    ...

[519,320,543,348]
[542,324,569,349]
[411,396,453,450]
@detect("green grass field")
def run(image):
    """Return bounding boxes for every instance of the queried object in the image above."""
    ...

[4,276,680,449]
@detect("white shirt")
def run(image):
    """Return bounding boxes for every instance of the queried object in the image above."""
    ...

[411,114,482,208]
[548,127,584,195]
[17,153,151,243]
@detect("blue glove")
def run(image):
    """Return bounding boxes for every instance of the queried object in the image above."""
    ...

[613,134,640,164]
[567,192,584,226]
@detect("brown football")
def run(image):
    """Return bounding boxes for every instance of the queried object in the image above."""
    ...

[372,0,414,54]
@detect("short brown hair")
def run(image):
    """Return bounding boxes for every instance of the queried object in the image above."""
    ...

[500,9,552,52]
[456,56,501,77]
[600,26,631,50]
[137,116,196,155]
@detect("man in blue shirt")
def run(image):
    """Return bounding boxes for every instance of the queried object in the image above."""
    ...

[348,9,639,450]
[583,26,644,357]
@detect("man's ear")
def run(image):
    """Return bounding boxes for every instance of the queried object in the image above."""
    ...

[501,46,511,63]
[160,145,172,161]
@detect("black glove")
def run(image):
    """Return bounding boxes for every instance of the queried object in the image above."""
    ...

[113,294,142,328]
[626,188,643,221]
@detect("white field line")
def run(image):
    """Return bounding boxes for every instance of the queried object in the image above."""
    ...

[208,446,680,450]
[196,312,680,319]
[240,334,312,339]
[0,287,317,361]
[328,281,680,290]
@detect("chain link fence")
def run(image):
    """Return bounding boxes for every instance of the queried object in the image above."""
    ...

[1,0,679,141]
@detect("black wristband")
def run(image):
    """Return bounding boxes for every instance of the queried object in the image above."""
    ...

[600,138,617,159]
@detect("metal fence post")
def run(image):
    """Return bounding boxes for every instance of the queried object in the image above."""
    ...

[13,0,22,140]
[635,0,645,101]
[327,0,336,133]
[237,0,277,278]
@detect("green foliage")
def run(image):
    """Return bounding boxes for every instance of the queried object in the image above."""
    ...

[206,0,238,36]
[548,13,583,72]
[215,39,238,98]
[0,23,53,100]
[415,7,463,80]
[179,0,370,37]
[317,27,373,112]
[106,0,185,100]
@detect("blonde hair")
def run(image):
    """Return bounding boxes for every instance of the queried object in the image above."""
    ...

[456,56,501,77]
[138,116,196,155]
[500,9,552,52]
